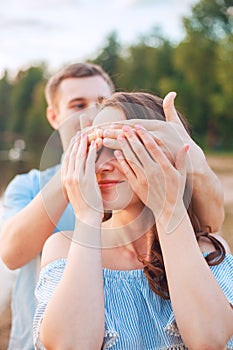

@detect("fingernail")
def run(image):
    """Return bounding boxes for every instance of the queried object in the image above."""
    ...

[184,144,190,152]
[122,125,130,132]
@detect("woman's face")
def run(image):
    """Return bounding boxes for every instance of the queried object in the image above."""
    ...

[93,107,142,212]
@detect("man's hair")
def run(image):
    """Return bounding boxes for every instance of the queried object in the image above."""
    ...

[45,62,115,108]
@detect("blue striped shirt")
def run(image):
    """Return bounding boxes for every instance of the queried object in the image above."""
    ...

[33,253,233,349]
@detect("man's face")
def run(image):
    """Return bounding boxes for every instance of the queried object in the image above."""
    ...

[54,76,112,150]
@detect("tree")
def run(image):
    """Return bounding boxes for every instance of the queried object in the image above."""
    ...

[210,34,233,148]
[91,31,121,85]
[25,81,53,164]
[0,71,13,132]
[183,0,233,40]
[173,0,233,148]
[10,65,46,134]
[116,28,176,96]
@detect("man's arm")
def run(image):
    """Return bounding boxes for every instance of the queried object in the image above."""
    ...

[162,92,224,233]
[0,169,69,269]
[188,156,224,232]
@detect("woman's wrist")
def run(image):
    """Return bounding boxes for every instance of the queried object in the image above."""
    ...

[75,211,103,226]
[72,217,103,248]
[156,201,187,233]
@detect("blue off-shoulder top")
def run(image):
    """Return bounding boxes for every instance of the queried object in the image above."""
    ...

[33,253,233,350]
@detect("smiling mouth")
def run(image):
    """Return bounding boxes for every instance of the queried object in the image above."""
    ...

[98,180,124,189]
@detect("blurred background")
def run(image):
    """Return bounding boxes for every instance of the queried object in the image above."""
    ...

[0,0,233,347]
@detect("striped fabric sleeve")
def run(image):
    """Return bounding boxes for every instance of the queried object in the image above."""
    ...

[165,253,233,348]
[33,259,119,350]
[33,259,66,350]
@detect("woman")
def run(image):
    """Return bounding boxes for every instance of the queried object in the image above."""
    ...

[33,92,233,350]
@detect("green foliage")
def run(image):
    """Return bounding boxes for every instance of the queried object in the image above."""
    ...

[10,66,46,134]
[0,71,13,131]
[91,31,121,85]
[0,0,233,170]
[183,0,233,40]
[0,65,50,167]
[25,81,53,162]
[177,0,233,148]
[115,29,176,95]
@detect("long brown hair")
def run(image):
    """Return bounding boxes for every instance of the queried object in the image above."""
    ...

[101,91,225,299]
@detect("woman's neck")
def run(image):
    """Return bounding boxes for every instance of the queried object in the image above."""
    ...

[101,206,155,270]
[101,205,155,251]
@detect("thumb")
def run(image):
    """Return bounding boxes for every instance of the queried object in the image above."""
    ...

[163,91,181,124]
[175,144,190,176]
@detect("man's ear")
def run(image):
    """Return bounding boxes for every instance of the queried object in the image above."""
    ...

[46,106,59,130]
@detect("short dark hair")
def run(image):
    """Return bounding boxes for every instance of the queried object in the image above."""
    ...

[45,62,115,108]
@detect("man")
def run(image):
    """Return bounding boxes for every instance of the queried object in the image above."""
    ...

[0,62,114,349]
[0,62,224,349]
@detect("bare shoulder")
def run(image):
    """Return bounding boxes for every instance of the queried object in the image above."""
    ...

[198,233,231,254]
[41,231,73,269]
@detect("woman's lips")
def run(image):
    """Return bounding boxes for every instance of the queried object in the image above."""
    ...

[98,180,124,189]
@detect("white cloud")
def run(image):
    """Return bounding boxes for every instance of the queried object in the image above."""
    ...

[0,0,198,76]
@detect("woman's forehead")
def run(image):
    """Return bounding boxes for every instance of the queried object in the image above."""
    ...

[93,107,126,127]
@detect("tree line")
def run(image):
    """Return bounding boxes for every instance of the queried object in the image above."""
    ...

[0,0,232,170]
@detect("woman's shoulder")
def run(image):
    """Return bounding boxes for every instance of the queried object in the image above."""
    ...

[41,231,72,269]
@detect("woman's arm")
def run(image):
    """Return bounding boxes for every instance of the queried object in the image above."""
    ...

[157,209,233,350]
[39,134,105,350]
[114,126,233,349]
[40,220,104,350]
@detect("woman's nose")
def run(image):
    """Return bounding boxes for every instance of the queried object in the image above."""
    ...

[95,147,115,172]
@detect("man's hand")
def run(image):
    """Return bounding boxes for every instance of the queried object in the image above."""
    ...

[99,92,206,175]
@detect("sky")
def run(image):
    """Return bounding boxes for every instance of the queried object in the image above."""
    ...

[0,0,198,77]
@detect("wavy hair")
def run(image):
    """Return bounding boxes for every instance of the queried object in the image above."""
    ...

[101,91,225,299]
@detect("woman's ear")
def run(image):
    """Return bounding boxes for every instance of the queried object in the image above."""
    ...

[46,106,59,130]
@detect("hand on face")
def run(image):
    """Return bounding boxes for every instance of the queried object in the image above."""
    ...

[61,132,104,223]
[112,125,190,225]
[79,120,190,218]
[62,92,191,230]
[95,92,205,174]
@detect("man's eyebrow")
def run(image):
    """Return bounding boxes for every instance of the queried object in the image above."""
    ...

[67,96,107,106]
[68,98,86,104]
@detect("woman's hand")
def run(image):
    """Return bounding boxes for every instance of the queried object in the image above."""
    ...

[62,132,104,223]
[99,92,205,175]
[114,125,190,232]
